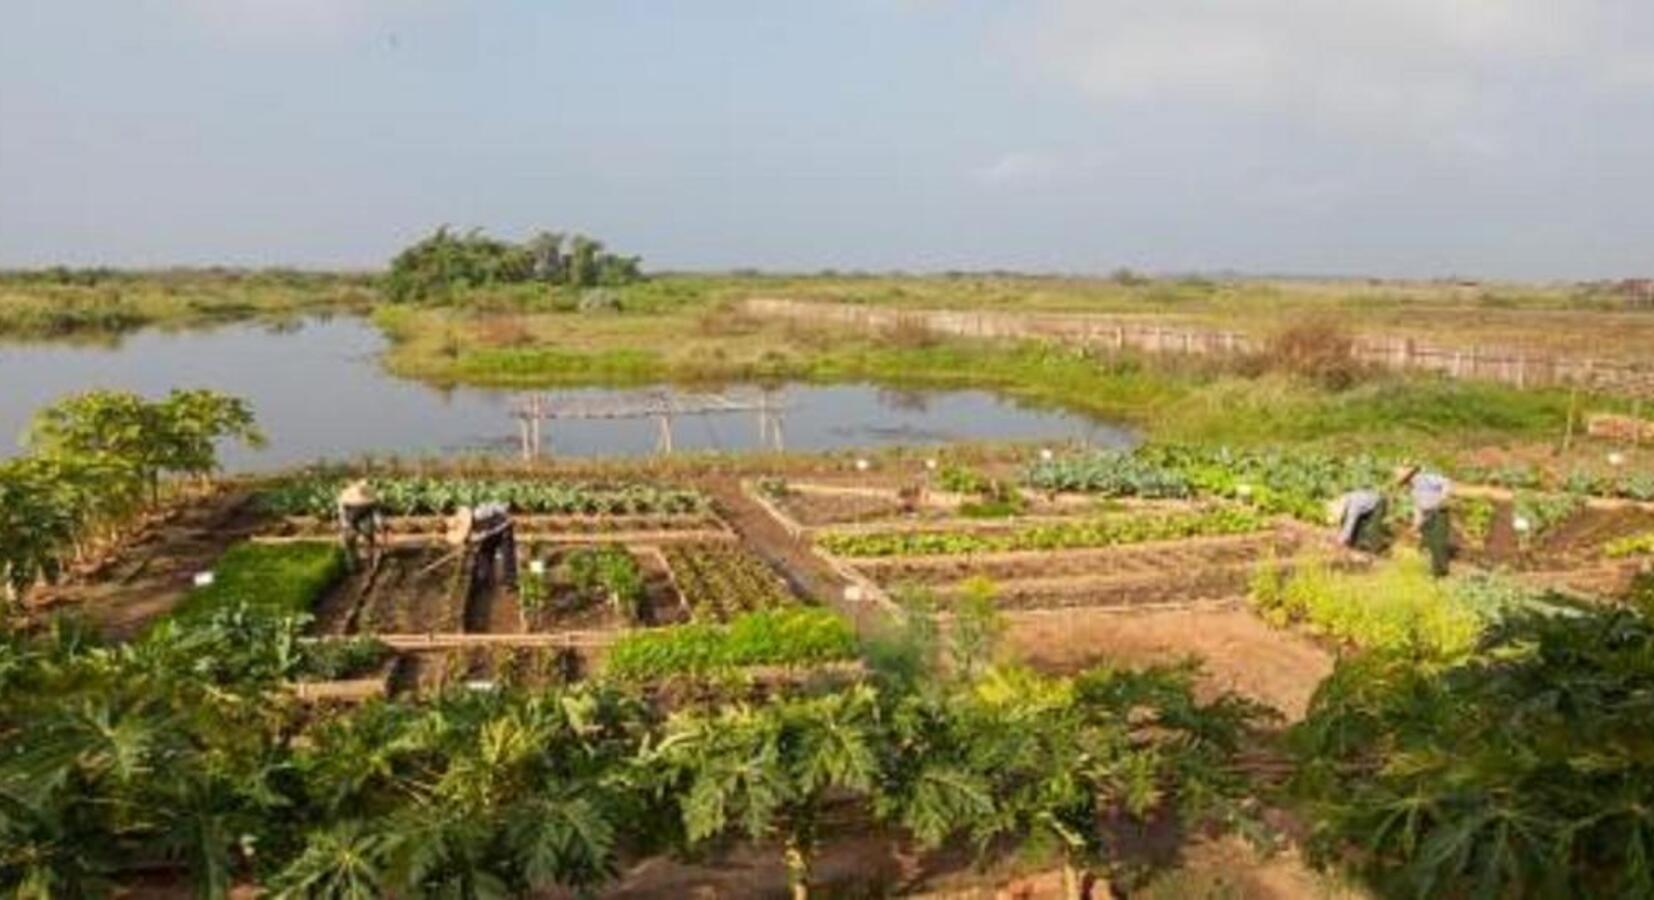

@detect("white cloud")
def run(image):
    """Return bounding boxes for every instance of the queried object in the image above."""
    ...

[1020,0,1654,148]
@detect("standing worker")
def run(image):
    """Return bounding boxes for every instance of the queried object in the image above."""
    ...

[1328,486,1389,553]
[1398,465,1453,577]
[446,501,519,592]
[336,479,383,572]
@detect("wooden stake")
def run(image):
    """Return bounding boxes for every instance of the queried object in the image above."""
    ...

[1562,386,1580,454]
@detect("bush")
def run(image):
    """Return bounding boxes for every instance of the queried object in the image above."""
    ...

[1264,321,1362,389]
[1292,604,1654,897]
[1249,553,1530,658]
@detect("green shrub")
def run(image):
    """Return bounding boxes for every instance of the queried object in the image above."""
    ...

[1292,604,1654,897]
[298,636,391,681]
[1248,553,1532,658]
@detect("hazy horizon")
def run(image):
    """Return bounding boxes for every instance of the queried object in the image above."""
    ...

[5,2,1654,279]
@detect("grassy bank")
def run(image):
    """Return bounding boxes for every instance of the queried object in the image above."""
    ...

[0,269,375,339]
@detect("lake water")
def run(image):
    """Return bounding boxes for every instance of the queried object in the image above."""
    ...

[0,317,1131,471]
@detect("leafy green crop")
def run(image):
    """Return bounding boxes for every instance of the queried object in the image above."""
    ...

[1249,553,1546,658]
[819,507,1266,558]
[171,540,345,624]
[1028,445,1395,522]
[663,544,794,621]
[258,475,707,518]
[1023,450,1192,498]
[603,609,855,681]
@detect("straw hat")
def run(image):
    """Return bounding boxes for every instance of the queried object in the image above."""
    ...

[339,479,377,507]
[445,507,475,547]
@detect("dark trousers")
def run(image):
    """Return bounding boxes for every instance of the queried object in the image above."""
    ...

[339,504,379,570]
[1420,508,1451,577]
[1350,499,1391,554]
[472,524,518,591]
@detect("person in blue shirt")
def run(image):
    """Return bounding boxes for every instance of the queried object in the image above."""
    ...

[446,501,519,591]
[1329,487,1390,553]
[1397,465,1453,577]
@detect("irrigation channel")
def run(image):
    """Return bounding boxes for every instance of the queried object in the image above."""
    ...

[0,316,1130,469]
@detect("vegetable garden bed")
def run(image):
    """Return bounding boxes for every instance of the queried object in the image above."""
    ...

[820,522,1304,614]
[352,548,467,634]
[816,507,1269,557]
[661,542,798,621]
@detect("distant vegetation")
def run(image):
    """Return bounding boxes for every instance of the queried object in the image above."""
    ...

[0,268,373,338]
[384,227,644,303]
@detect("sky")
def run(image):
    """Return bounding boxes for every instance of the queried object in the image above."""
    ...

[3,1,1654,278]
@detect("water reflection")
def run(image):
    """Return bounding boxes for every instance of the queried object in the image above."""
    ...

[0,317,1132,471]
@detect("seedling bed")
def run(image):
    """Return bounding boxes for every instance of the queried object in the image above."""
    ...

[843,531,1295,585]
[662,542,800,621]
[1528,506,1654,565]
[931,566,1257,611]
[830,529,1304,613]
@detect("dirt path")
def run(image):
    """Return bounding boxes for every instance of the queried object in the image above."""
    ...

[1007,606,1336,721]
[28,488,265,638]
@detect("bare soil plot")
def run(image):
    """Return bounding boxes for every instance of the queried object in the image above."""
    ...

[28,488,265,638]
[1009,606,1335,721]
[516,543,690,632]
[354,548,467,634]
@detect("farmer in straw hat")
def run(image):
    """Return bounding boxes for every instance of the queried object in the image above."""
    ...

[336,479,383,571]
[446,500,518,592]
[1395,463,1453,577]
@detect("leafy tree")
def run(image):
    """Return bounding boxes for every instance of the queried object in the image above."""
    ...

[651,686,881,900]
[525,231,566,282]
[26,389,262,504]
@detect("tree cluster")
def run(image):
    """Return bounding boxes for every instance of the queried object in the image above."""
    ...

[0,390,262,608]
[384,227,643,303]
